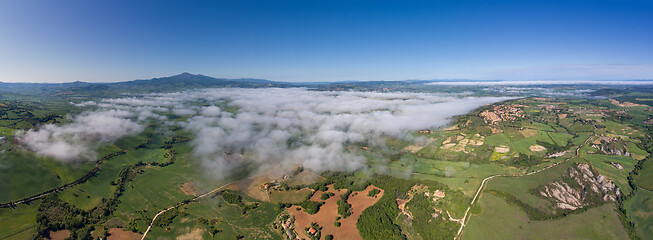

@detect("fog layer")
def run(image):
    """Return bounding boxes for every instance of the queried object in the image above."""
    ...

[19,88,511,178]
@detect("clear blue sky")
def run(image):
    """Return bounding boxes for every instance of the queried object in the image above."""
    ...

[1,0,652,82]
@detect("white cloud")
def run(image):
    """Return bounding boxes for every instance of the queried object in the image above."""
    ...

[24,88,511,179]
[18,110,143,161]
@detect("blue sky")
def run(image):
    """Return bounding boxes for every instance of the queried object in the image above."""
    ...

[0,0,652,83]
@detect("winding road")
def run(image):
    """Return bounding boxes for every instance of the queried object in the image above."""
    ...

[454,135,593,239]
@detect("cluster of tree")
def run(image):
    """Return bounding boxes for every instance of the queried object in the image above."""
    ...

[320,171,371,191]
[154,208,187,227]
[406,193,457,240]
[320,192,334,200]
[310,182,329,192]
[368,188,381,197]
[163,135,190,149]
[357,189,405,240]
[357,175,463,240]
[299,200,323,215]
[36,113,62,124]
[277,202,293,209]
[150,149,176,167]
[337,190,353,218]
[197,217,223,237]
[219,191,259,214]
[279,182,304,191]
[293,166,304,175]
[35,195,92,239]
[509,154,541,168]
[126,210,149,233]
[221,191,243,205]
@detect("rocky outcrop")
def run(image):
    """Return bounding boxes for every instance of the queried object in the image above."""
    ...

[536,163,620,210]
[591,138,630,156]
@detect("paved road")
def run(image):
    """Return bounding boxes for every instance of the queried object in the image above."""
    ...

[454,135,592,239]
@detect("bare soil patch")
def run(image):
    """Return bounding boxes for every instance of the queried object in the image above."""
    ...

[44,230,70,240]
[610,99,645,107]
[107,228,142,240]
[289,184,384,240]
[440,134,483,153]
[404,137,436,153]
[495,146,510,153]
[529,145,546,152]
[176,228,205,240]
[179,182,201,196]
[404,144,424,153]
[443,125,458,131]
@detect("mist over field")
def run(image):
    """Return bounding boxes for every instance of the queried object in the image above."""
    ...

[18,88,511,178]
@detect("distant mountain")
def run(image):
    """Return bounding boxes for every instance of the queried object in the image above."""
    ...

[116,72,280,88]
[96,72,289,95]
[0,73,292,98]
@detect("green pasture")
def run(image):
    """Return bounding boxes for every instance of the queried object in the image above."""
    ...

[0,201,39,240]
[463,194,628,240]
[635,159,653,191]
[625,189,653,239]
[269,188,312,203]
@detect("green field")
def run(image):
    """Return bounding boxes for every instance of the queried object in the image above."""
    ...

[114,161,203,221]
[0,201,39,240]
[626,189,653,239]
[269,188,312,203]
[0,126,16,136]
[409,157,522,196]
[463,194,628,240]
[59,148,167,210]
[483,131,572,157]
[0,150,98,203]
[636,159,653,191]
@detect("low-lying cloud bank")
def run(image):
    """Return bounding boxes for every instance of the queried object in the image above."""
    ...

[18,110,143,161]
[19,88,511,178]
